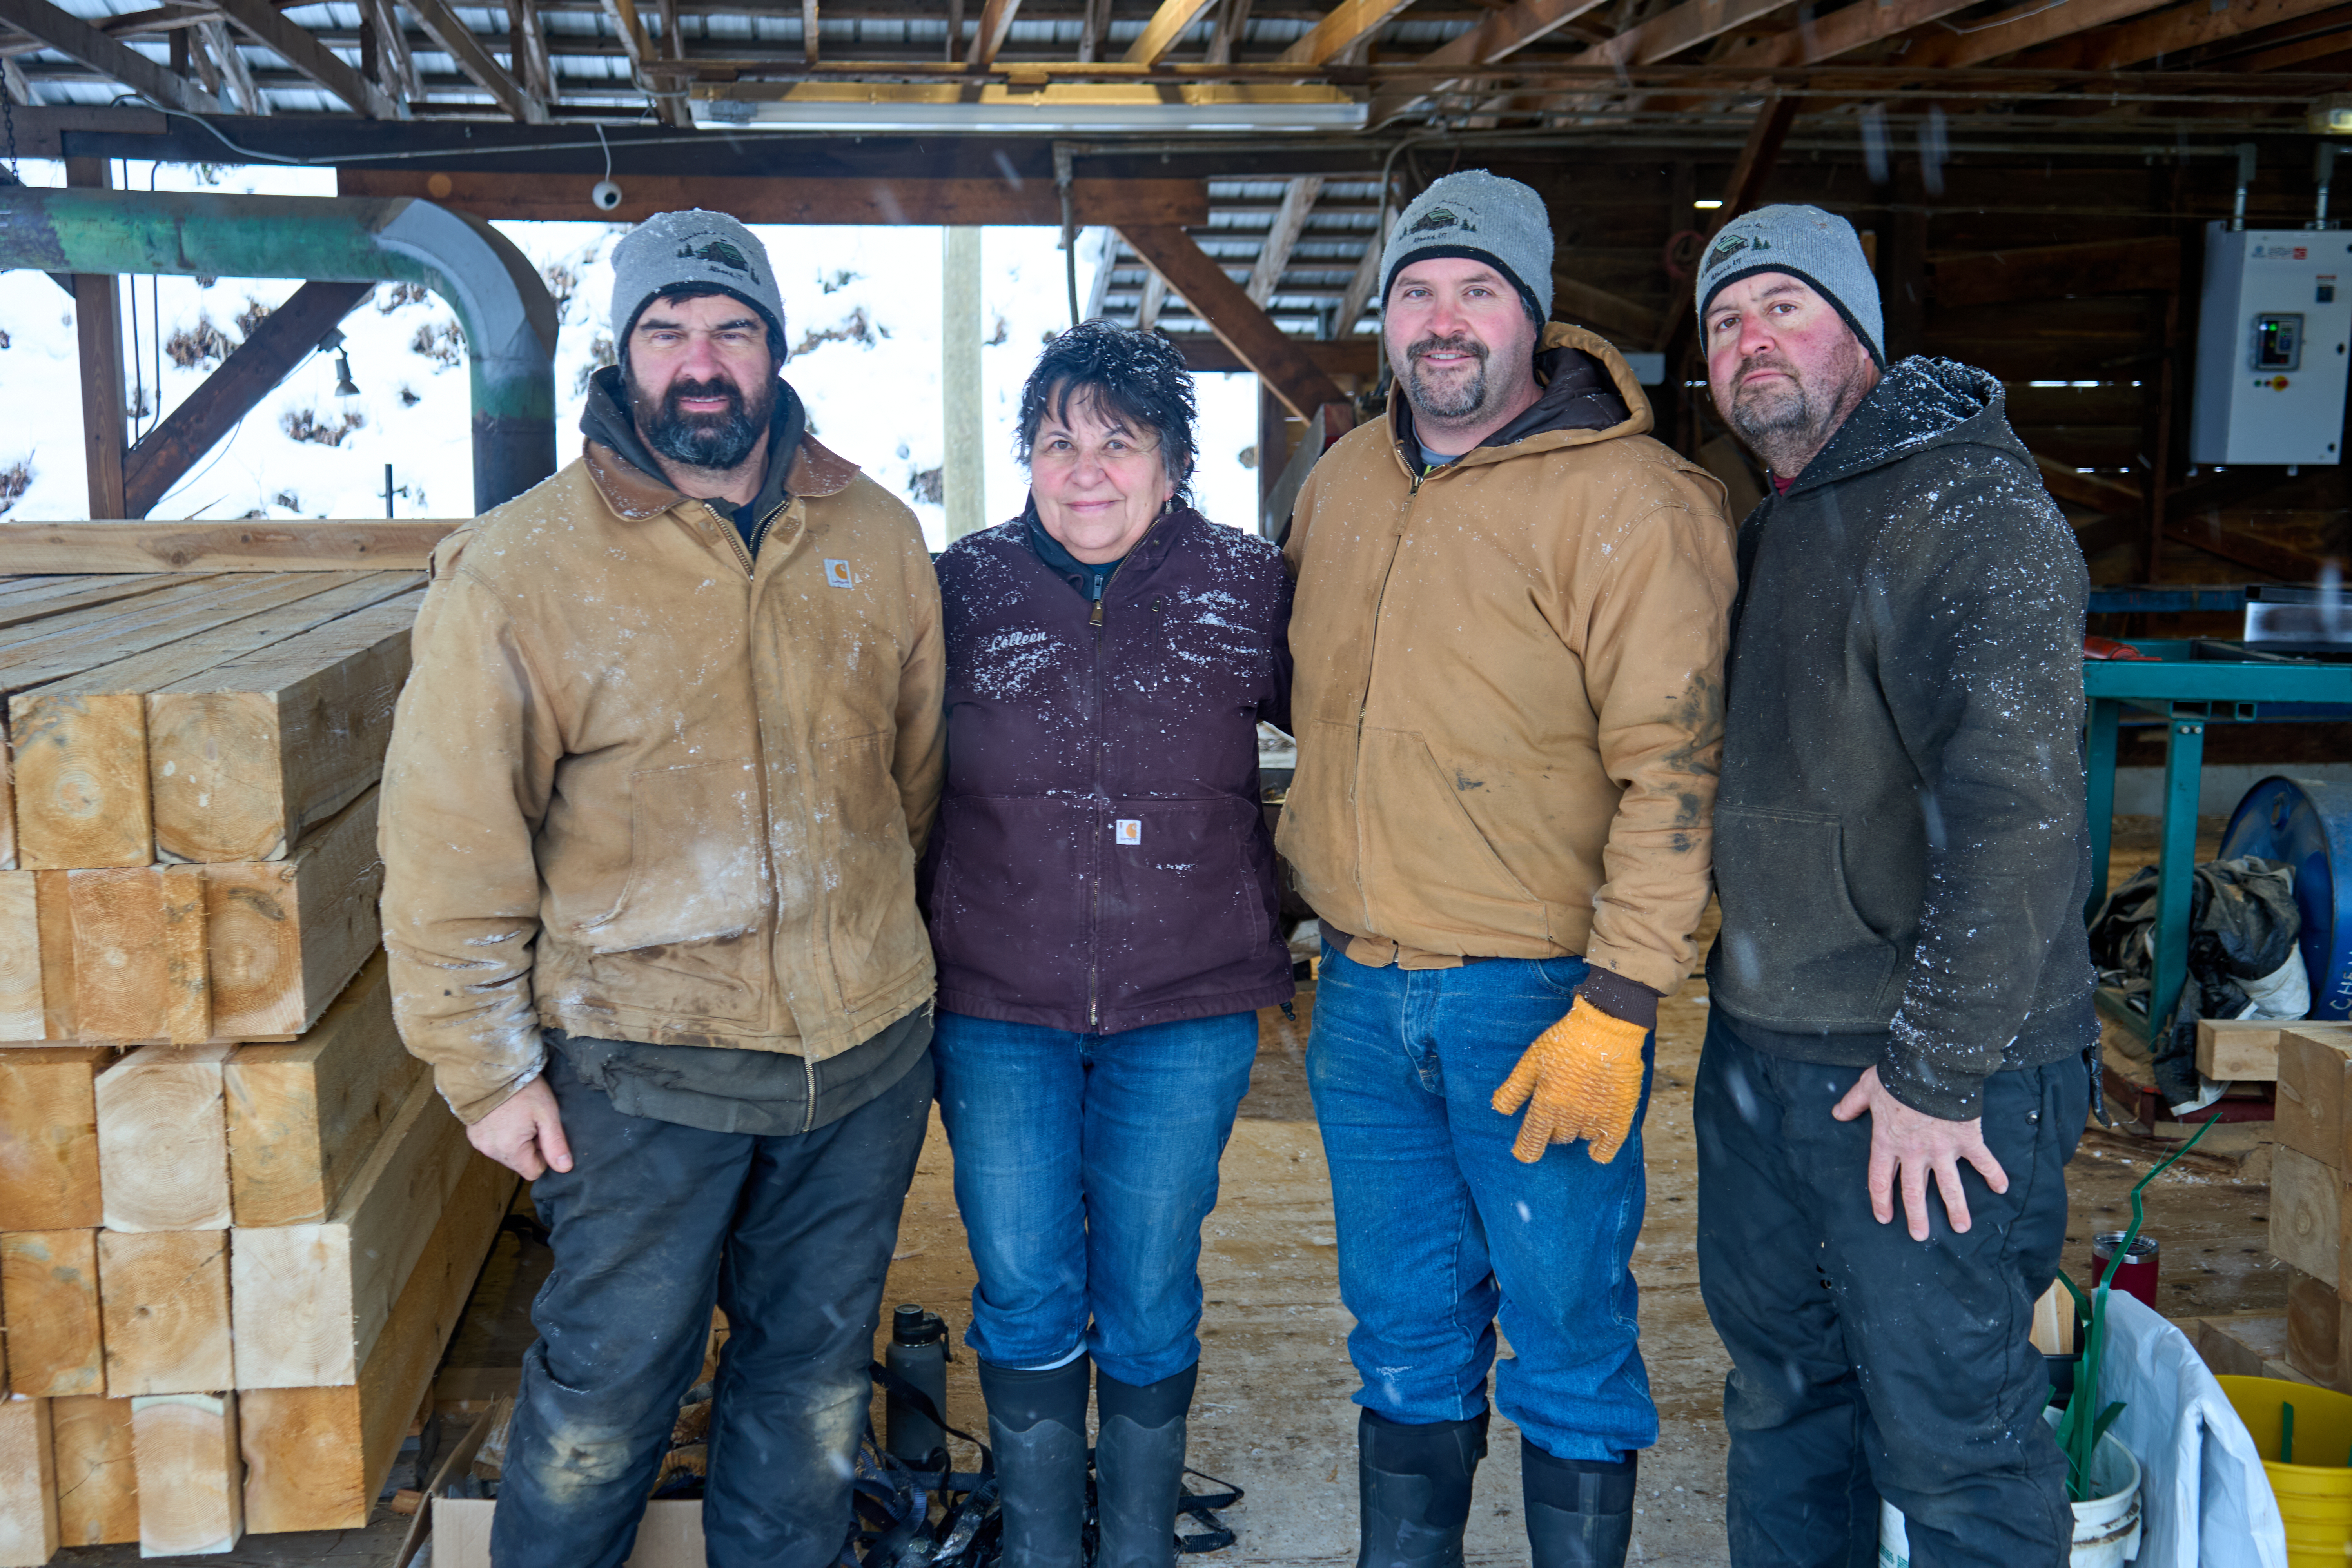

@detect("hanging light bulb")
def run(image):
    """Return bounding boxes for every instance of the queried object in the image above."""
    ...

[319,327,361,397]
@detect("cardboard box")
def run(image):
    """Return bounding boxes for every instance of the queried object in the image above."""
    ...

[431,1497,704,1567]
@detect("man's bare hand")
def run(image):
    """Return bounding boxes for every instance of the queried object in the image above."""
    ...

[1831,1067,2007,1241]
[468,1076,573,1180]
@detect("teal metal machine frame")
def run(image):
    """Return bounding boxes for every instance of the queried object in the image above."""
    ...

[2083,639,2352,1047]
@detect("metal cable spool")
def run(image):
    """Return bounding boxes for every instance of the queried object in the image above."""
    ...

[2219,775,2352,1021]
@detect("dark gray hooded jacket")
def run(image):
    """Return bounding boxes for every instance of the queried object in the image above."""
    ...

[1706,356,2097,1119]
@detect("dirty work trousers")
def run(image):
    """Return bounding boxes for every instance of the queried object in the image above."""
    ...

[1305,940,1657,1463]
[490,1048,933,1568]
[1694,1012,2087,1568]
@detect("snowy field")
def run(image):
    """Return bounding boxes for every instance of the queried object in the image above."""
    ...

[0,160,1264,546]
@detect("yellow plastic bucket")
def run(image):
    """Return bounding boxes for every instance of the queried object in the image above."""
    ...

[2220,1375,2352,1566]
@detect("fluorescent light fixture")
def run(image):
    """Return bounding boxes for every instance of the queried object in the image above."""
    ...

[1693,198,1724,209]
[696,84,1365,134]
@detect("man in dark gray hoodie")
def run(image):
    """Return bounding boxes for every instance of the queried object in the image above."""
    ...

[1690,205,2096,1568]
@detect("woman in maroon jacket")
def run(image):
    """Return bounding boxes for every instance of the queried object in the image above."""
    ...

[925,322,1294,1568]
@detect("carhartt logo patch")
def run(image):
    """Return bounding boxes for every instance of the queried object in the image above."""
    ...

[680,238,755,276]
[1114,820,1142,846]
[824,559,854,588]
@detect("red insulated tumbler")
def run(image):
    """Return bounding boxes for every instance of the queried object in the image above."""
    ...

[2090,1232,2159,1308]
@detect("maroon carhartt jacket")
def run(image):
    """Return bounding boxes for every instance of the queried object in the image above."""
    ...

[923,505,1296,1033]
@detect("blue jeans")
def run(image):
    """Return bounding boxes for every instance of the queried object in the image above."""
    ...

[1306,942,1656,1462]
[933,1009,1259,1387]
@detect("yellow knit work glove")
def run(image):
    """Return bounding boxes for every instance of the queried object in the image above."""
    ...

[1490,997,1650,1165]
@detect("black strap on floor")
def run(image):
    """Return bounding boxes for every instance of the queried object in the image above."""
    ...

[848,1361,1244,1567]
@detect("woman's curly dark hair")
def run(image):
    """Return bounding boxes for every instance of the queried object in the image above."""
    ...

[1016,321,1198,505]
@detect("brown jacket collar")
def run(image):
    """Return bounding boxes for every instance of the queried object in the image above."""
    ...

[583,433,862,522]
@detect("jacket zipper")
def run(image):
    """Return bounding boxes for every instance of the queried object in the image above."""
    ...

[707,500,808,1119]
[1082,519,1161,1030]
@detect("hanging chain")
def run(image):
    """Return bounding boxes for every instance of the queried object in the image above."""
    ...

[4,87,19,182]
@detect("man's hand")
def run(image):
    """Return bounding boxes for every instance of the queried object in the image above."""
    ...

[1831,1067,2007,1240]
[468,1076,573,1180]
[1492,998,1650,1164]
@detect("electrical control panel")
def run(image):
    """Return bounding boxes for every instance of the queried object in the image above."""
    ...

[2191,223,2352,466]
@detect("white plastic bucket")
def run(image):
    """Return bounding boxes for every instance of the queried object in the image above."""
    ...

[1877,1410,2143,1568]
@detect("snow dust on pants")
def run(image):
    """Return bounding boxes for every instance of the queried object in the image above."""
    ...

[490,1047,933,1568]
[1694,1012,2087,1568]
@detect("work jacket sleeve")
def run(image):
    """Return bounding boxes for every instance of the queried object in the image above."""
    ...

[1261,554,1296,736]
[1577,475,1737,998]
[1876,467,2089,1120]
[378,548,563,1125]
[897,550,948,857]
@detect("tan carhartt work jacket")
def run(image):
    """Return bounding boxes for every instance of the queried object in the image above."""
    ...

[379,436,945,1122]
[1279,323,1735,998]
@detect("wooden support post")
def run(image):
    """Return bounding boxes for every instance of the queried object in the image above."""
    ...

[225,955,425,1227]
[943,226,985,541]
[50,1396,138,1547]
[131,1392,243,1557]
[96,1044,234,1233]
[0,1047,110,1229]
[124,281,376,519]
[1,1229,105,1396]
[1119,225,1345,420]
[66,156,127,524]
[0,1397,58,1568]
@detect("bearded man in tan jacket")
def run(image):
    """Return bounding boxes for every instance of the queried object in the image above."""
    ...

[1281,171,1734,1568]
[379,211,943,1568]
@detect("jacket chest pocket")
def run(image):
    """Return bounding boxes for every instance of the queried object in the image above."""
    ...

[580,759,770,953]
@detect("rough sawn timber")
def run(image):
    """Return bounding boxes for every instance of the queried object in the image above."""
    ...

[130,1390,243,1556]
[0,1045,109,1228]
[98,1227,234,1396]
[94,1043,234,1232]
[0,1228,104,1396]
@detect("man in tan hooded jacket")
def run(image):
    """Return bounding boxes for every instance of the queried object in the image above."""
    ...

[379,211,942,1568]
[1282,171,1733,1568]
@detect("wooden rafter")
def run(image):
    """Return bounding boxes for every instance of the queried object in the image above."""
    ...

[1329,211,1388,339]
[1712,0,1984,68]
[1119,223,1346,418]
[1276,0,1419,66]
[1570,0,1793,69]
[1136,265,1169,330]
[506,0,557,98]
[1902,0,2175,68]
[802,0,818,62]
[212,0,399,117]
[598,0,684,119]
[201,16,263,112]
[0,0,217,112]
[1123,0,1220,64]
[1247,176,1323,306]
[407,0,550,120]
[124,281,377,520]
[1204,0,1253,62]
[965,0,1022,67]
[360,0,417,103]
[2010,0,2351,69]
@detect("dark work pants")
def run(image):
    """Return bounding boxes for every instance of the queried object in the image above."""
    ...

[489,1048,933,1568]
[1693,1013,2086,1568]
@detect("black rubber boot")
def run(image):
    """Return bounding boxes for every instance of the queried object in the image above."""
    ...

[980,1357,1092,1568]
[1093,1363,1198,1568]
[1355,1408,1489,1568]
[1521,1439,1636,1568]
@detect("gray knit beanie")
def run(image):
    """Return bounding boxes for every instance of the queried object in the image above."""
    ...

[1693,204,1884,365]
[610,209,788,355]
[1380,170,1554,323]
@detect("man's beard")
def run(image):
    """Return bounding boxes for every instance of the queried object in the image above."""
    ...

[1727,350,1859,474]
[631,370,774,471]
[1402,332,1493,423]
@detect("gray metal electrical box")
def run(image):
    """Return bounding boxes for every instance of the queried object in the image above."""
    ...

[2190,222,2352,466]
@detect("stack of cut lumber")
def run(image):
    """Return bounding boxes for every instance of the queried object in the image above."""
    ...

[2262,1024,2352,1392]
[0,570,515,1566]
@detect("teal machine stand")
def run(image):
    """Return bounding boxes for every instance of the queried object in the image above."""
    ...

[2083,639,2352,1120]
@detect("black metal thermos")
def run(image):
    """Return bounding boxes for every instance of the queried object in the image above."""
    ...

[884,1304,950,1463]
